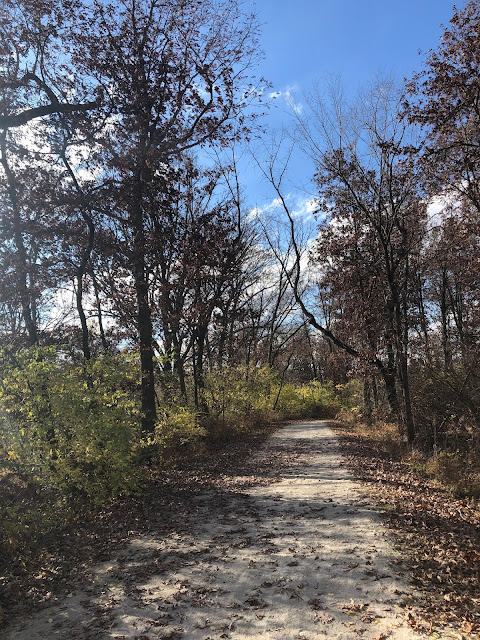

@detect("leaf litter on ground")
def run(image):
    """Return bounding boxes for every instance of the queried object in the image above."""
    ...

[335,421,480,639]
[0,421,288,629]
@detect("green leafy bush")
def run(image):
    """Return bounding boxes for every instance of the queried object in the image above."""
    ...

[0,347,141,501]
[334,379,364,412]
[204,365,277,433]
[274,381,340,419]
[154,405,206,456]
[204,365,339,432]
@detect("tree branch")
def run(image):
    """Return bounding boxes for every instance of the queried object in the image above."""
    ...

[0,101,98,129]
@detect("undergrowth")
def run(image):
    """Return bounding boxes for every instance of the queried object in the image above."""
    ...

[0,348,340,626]
[337,408,480,501]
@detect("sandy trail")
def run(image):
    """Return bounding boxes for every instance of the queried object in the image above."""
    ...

[6,420,427,640]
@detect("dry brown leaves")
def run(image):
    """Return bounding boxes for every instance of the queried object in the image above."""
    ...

[335,422,480,639]
[0,421,281,629]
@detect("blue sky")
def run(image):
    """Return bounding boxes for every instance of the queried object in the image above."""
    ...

[243,0,466,211]
[257,0,462,96]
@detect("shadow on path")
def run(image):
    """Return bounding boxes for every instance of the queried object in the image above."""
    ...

[5,421,430,640]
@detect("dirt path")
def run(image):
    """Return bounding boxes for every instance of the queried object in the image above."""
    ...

[6,421,430,640]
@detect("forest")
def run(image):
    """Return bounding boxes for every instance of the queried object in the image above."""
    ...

[0,0,479,634]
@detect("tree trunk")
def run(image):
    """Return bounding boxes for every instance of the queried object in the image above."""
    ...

[75,215,95,361]
[1,132,38,346]
[363,378,373,423]
[131,184,156,440]
[75,272,91,361]
[91,267,109,353]
[397,350,415,444]
[381,366,400,416]
[440,268,452,371]
[193,326,208,411]
[134,262,156,439]
[372,376,379,409]
[60,146,95,361]
[173,339,187,400]
[391,277,416,444]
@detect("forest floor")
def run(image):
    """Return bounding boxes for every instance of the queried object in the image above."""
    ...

[335,422,480,639]
[4,419,469,640]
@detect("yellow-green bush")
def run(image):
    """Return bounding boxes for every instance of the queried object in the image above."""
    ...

[274,381,340,419]
[204,366,339,431]
[154,405,206,455]
[334,379,364,411]
[204,365,276,433]
[0,351,344,499]
[0,347,141,501]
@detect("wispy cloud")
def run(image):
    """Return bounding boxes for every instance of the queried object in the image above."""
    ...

[247,196,283,220]
[248,195,318,227]
[268,85,303,115]
[292,197,317,220]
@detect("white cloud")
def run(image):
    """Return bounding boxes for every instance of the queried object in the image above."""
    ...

[248,195,318,226]
[292,197,317,220]
[247,196,284,220]
[284,88,303,115]
[269,85,304,115]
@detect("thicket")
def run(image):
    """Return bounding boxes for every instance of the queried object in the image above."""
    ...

[338,377,480,501]
[0,348,141,501]
[0,347,339,499]
[0,345,341,583]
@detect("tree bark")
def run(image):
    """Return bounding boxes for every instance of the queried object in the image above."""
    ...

[0,132,38,345]
[381,365,401,416]
[134,260,157,438]
[91,267,109,353]
[131,186,156,439]
[75,272,91,361]
[193,326,208,410]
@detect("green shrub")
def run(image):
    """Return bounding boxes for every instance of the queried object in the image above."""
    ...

[204,366,339,431]
[154,405,206,456]
[334,379,364,411]
[204,365,276,433]
[274,381,340,419]
[0,347,141,501]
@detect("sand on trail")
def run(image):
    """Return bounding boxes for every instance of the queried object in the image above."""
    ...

[6,420,430,640]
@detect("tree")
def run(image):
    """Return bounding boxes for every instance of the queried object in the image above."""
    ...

[1,0,263,440]
[308,82,427,442]
[405,1,480,443]
[150,156,243,405]
[75,0,262,438]
[262,82,426,442]
[406,0,480,212]
[0,0,99,130]
[0,0,104,352]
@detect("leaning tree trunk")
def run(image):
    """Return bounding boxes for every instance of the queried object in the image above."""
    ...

[75,271,91,362]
